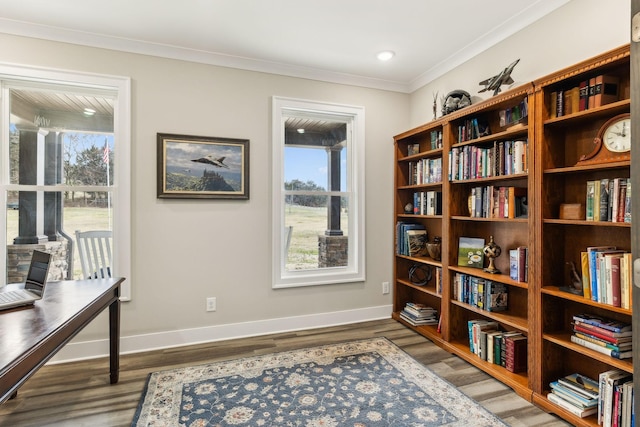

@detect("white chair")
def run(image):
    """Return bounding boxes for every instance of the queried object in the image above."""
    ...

[75,230,112,279]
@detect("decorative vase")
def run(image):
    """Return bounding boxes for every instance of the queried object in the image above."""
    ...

[426,237,442,261]
[483,236,501,274]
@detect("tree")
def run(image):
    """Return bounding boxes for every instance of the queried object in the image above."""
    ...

[285,179,326,207]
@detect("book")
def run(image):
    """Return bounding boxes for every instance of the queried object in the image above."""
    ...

[586,180,596,221]
[549,381,598,408]
[587,246,617,301]
[580,251,591,299]
[485,281,508,312]
[504,334,527,373]
[517,246,528,282]
[547,392,597,418]
[570,335,632,359]
[406,229,428,257]
[486,330,503,364]
[604,371,632,427]
[573,319,632,338]
[592,74,620,107]
[573,332,632,351]
[558,373,600,400]
[572,313,632,333]
[458,237,485,268]
[598,178,610,221]
[509,249,518,281]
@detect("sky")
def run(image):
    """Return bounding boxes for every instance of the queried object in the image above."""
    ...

[285,147,347,190]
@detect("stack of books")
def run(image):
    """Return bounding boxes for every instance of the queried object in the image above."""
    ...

[399,302,438,326]
[570,313,632,360]
[547,373,599,418]
[466,320,526,371]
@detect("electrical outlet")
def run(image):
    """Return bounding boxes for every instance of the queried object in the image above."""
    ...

[206,297,217,312]
[382,282,390,294]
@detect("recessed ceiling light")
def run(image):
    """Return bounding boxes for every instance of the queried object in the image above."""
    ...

[83,108,96,116]
[297,128,305,134]
[377,51,395,61]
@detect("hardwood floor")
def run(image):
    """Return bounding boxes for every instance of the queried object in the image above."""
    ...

[0,319,570,426]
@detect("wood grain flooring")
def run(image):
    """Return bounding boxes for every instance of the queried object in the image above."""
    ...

[0,319,570,426]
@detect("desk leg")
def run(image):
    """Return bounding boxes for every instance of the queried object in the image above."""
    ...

[109,296,121,384]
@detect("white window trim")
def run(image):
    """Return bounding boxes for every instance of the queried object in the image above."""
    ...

[0,63,132,300]
[271,96,365,288]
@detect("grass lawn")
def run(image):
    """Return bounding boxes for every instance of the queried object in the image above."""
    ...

[285,204,348,270]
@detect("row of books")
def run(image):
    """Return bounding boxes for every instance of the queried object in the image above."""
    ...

[499,98,528,127]
[468,185,527,219]
[408,157,443,185]
[430,130,443,150]
[547,371,634,425]
[580,246,632,309]
[395,222,427,257]
[453,273,508,312]
[570,313,632,360]
[412,191,442,216]
[456,117,490,142]
[586,178,631,223]
[399,302,438,326]
[508,246,528,283]
[467,320,526,372]
[448,139,528,181]
[550,74,619,118]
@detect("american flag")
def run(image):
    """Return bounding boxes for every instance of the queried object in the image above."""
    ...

[103,140,110,164]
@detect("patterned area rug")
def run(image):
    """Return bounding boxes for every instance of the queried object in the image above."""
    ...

[132,337,507,426]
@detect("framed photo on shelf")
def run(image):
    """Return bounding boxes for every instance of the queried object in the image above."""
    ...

[157,133,249,199]
[458,236,485,268]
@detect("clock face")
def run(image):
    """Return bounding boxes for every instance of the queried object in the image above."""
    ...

[603,118,631,153]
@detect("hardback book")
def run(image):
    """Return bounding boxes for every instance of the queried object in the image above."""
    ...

[504,334,527,373]
[485,281,508,312]
[486,330,503,364]
[509,249,518,281]
[549,381,598,408]
[558,373,600,400]
[458,237,485,269]
[547,392,597,418]
[585,180,596,221]
[499,332,522,368]
[569,335,632,359]
[573,320,632,339]
[586,246,617,301]
[598,179,610,221]
[572,313,632,333]
[517,246,528,282]
[592,74,620,107]
[580,252,591,299]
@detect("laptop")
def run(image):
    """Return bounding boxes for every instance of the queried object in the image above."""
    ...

[0,250,52,310]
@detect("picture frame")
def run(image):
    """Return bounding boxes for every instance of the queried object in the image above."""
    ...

[157,133,249,199]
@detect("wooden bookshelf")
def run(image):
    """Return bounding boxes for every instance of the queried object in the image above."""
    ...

[393,45,632,426]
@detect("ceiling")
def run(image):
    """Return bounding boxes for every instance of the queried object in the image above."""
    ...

[0,0,569,93]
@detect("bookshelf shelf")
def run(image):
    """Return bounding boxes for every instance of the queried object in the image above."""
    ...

[393,45,633,427]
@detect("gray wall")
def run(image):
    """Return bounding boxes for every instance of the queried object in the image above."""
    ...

[0,0,632,359]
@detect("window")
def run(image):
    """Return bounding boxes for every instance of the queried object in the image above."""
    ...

[0,64,131,299]
[272,97,365,288]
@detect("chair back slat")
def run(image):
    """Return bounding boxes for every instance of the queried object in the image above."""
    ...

[75,230,113,279]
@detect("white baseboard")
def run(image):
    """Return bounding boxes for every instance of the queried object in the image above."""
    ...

[49,305,393,364]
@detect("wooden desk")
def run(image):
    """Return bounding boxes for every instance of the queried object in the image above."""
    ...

[0,278,124,403]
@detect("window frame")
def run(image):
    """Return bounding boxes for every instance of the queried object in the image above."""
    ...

[0,63,132,299]
[271,96,365,288]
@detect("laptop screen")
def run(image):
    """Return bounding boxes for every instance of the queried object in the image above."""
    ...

[24,250,51,293]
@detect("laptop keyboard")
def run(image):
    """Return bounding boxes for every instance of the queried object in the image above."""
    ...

[0,289,33,303]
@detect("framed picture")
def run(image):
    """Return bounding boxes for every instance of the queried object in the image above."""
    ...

[157,133,249,199]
